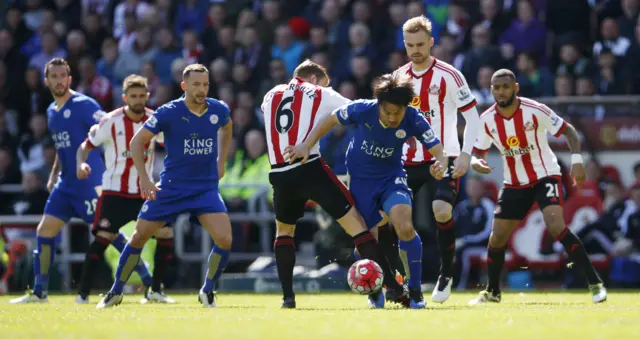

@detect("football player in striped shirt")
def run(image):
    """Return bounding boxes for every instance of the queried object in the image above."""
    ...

[468,69,606,304]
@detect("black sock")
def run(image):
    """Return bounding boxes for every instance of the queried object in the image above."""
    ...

[152,238,174,292]
[378,225,405,276]
[487,245,505,294]
[78,236,110,297]
[557,228,603,285]
[274,236,296,299]
[436,218,456,277]
[352,231,377,260]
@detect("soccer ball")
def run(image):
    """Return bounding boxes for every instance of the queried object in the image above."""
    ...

[347,259,384,295]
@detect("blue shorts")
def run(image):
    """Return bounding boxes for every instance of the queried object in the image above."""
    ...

[44,186,101,224]
[349,174,412,229]
[138,187,227,223]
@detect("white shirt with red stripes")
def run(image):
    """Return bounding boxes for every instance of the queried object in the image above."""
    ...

[87,107,160,197]
[473,97,568,187]
[261,77,350,172]
[394,58,477,164]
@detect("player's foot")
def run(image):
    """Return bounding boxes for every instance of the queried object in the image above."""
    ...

[589,283,607,303]
[408,287,425,309]
[198,289,216,308]
[75,294,89,304]
[431,275,452,303]
[468,290,501,306]
[96,291,123,309]
[141,289,176,304]
[281,297,296,309]
[9,290,48,304]
[367,290,385,309]
[385,285,410,308]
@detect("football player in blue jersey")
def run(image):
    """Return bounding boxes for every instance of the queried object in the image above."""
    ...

[285,74,447,308]
[10,58,108,304]
[97,64,233,308]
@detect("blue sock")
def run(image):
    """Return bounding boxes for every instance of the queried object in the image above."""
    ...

[110,244,143,294]
[353,248,362,261]
[398,233,423,289]
[33,236,56,297]
[201,244,230,293]
[113,233,152,286]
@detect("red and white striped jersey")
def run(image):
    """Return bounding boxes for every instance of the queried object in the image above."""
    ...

[394,59,477,164]
[261,77,350,172]
[473,97,568,187]
[87,107,160,196]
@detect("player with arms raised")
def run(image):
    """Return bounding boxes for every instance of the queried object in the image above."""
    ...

[387,16,482,304]
[75,75,175,304]
[11,58,106,304]
[97,64,233,308]
[286,74,447,308]
[262,60,390,308]
[468,69,607,305]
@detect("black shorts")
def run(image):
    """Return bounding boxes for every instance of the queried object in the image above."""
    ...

[404,157,460,205]
[269,158,353,225]
[495,176,564,220]
[92,193,144,235]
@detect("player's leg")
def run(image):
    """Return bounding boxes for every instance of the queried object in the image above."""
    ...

[431,160,460,303]
[385,190,425,309]
[536,178,606,303]
[197,212,232,308]
[274,220,298,308]
[144,226,176,303]
[469,187,532,305]
[10,188,72,304]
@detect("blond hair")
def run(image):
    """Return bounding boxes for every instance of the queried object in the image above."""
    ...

[402,16,433,35]
[122,74,148,93]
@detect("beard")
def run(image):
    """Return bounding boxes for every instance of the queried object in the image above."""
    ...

[130,105,146,114]
[410,54,428,65]
[51,84,68,97]
[496,93,516,107]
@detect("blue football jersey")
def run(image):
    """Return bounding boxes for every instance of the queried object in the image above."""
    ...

[143,97,231,190]
[47,92,105,192]
[336,99,440,179]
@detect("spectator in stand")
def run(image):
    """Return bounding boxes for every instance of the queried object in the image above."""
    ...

[515,52,554,98]
[77,57,112,110]
[4,7,33,49]
[114,26,157,84]
[461,24,503,88]
[633,162,640,183]
[257,59,288,101]
[597,48,628,94]
[0,106,18,153]
[208,58,229,98]
[96,38,118,86]
[82,12,109,60]
[0,147,21,185]
[387,2,407,52]
[21,9,55,59]
[594,18,632,58]
[15,67,52,131]
[148,84,172,110]
[301,25,331,63]
[471,66,495,106]
[154,28,181,84]
[554,73,574,97]
[117,11,137,52]
[181,30,204,65]
[112,0,152,39]
[318,0,350,50]
[0,29,27,82]
[175,0,209,37]
[17,114,51,183]
[556,43,597,79]
[346,55,374,99]
[271,24,306,77]
[140,61,160,96]
[204,25,236,65]
[4,171,48,215]
[200,3,227,55]
[466,0,510,47]
[258,0,285,48]
[618,0,640,39]
[233,25,270,82]
[499,0,546,66]
[65,30,88,85]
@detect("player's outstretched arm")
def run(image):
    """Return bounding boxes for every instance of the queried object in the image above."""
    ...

[470,151,493,174]
[217,120,233,179]
[131,127,160,200]
[47,154,61,192]
[284,112,340,164]
[76,141,94,179]
[561,122,586,186]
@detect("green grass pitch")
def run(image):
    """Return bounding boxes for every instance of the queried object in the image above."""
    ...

[1,292,639,339]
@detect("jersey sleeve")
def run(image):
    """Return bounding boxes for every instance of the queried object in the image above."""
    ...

[473,122,493,154]
[87,116,112,148]
[535,105,567,137]
[218,100,231,126]
[81,99,106,128]
[322,87,351,114]
[335,99,371,125]
[447,68,477,112]
[144,105,169,135]
[411,107,441,149]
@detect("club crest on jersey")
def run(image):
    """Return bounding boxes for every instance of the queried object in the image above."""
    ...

[141,204,149,212]
[524,121,535,131]
[428,85,440,95]
[506,136,520,148]
[410,96,420,107]
[210,114,219,124]
[63,109,71,118]
[395,129,407,139]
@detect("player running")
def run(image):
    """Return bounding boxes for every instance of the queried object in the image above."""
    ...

[10,58,107,304]
[468,69,607,305]
[75,75,175,304]
[262,60,393,309]
[286,74,447,309]
[96,64,233,308]
[389,15,481,304]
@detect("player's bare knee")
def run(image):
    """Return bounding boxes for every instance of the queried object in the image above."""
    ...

[432,200,453,222]
[95,231,117,242]
[542,209,565,236]
[488,232,508,248]
[215,234,232,250]
[36,216,65,237]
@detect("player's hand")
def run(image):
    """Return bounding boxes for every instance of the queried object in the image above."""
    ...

[46,176,58,193]
[571,162,586,187]
[452,152,470,179]
[140,177,161,200]
[471,158,493,174]
[430,160,446,180]
[76,162,91,179]
[283,144,310,164]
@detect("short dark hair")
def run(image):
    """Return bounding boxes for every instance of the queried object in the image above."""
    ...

[293,59,330,83]
[373,74,414,106]
[44,58,71,78]
[182,63,209,80]
[123,74,148,93]
[491,68,516,82]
